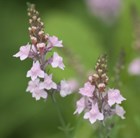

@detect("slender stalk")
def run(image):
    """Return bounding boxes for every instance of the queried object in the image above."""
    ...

[96,121,113,138]
[50,92,71,138]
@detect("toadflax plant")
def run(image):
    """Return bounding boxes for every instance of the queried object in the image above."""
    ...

[13,3,73,100]
[74,55,126,125]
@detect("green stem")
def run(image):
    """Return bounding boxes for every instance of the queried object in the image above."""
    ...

[50,92,71,138]
[97,121,112,138]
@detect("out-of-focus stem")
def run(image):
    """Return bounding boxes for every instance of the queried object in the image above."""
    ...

[50,92,71,138]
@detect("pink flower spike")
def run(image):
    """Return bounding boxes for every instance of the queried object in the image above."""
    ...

[13,44,31,60]
[74,97,86,114]
[115,104,126,119]
[84,103,104,124]
[39,73,57,90]
[51,52,65,70]
[48,36,63,47]
[60,80,74,97]
[107,89,126,106]
[79,82,95,97]
[27,61,45,80]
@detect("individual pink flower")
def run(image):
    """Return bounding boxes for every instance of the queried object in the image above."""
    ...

[31,44,37,53]
[27,61,45,80]
[84,103,104,124]
[48,36,63,47]
[60,80,73,97]
[51,52,65,70]
[32,88,47,101]
[107,89,126,106]
[26,78,40,92]
[13,44,31,60]
[74,97,86,114]
[128,58,140,75]
[40,74,57,90]
[26,78,47,100]
[67,79,79,92]
[115,104,126,119]
[79,82,95,97]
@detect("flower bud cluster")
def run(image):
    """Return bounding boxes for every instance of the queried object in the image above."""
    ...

[89,55,108,92]
[74,55,126,124]
[14,3,74,100]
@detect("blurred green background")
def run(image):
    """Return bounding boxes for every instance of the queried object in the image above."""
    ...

[0,0,140,138]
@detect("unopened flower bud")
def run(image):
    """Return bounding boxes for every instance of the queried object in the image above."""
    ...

[37,18,41,22]
[98,83,105,92]
[32,26,37,31]
[88,75,93,82]
[28,27,32,32]
[41,22,44,26]
[102,73,106,77]
[96,63,99,66]
[105,76,109,83]
[36,11,39,15]
[32,16,37,20]
[37,43,45,49]
[37,43,46,54]
[98,69,103,74]
[45,34,49,40]
[28,12,31,16]
[29,19,32,24]
[93,73,99,79]
[31,36,37,44]
[38,31,44,36]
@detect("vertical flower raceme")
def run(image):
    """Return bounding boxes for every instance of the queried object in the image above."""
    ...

[85,0,122,24]
[74,55,126,124]
[13,3,72,100]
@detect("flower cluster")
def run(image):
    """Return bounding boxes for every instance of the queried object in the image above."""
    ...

[74,55,126,124]
[85,0,122,24]
[13,3,73,100]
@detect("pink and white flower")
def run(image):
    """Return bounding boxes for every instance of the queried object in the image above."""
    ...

[27,61,45,80]
[26,78,47,100]
[48,36,63,47]
[107,89,126,106]
[84,103,104,124]
[32,88,47,100]
[67,79,79,92]
[79,82,95,97]
[115,104,126,119]
[26,78,40,92]
[128,58,140,75]
[40,74,57,90]
[51,52,65,70]
[74,97,86,114]
[13,44,31,60]
[60,80,73,97]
